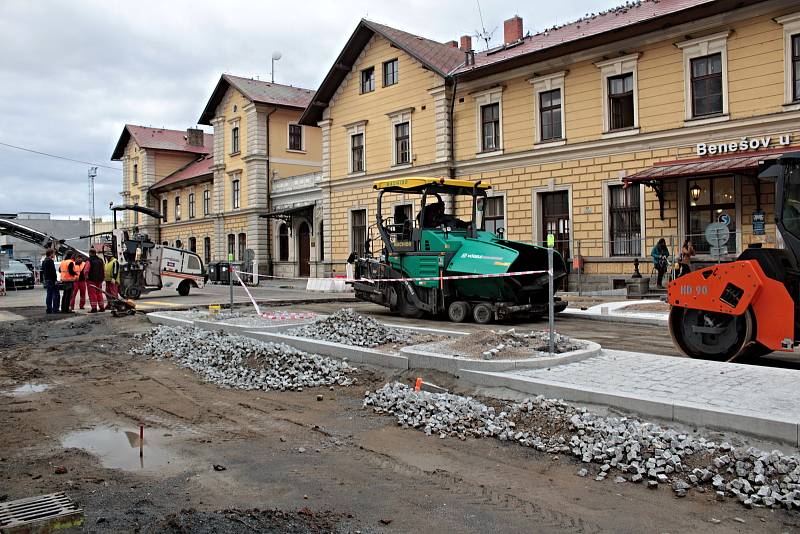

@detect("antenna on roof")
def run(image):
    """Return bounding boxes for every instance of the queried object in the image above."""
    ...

[474,0,496,50]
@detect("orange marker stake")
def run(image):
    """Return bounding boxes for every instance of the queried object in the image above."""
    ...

[414,377,423,391]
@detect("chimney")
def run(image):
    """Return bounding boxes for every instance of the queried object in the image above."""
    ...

[504,15,523,44]
[186,128,204,147]
[460,34,472,52]
[446,40,458,48]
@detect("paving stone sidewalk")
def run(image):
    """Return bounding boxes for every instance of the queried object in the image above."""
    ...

[462,350,800,445]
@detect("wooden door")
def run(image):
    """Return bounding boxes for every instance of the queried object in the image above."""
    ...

[298,222,310,277]
[541,191,570,288]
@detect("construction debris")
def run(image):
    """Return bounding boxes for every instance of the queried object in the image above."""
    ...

[285,308,410,348]
[364,383,800,510]
[131,326,356,391]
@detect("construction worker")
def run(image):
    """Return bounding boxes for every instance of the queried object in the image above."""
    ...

[41,249,59,314]
[70,255,88,310]
[86,248,105,312]
[59,251,79,313]
[103,250,120,302]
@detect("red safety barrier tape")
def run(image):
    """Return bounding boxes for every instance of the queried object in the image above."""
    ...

[234,268,549,284]
[233,267,317,320]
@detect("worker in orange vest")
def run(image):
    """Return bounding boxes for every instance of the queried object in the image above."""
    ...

[59,252,79,313]
[70,256,88,311]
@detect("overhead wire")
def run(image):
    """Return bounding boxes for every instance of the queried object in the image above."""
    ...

[0,141,122,171]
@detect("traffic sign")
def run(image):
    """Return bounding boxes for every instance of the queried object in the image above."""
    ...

[705,222,730,248]
[718,212,731,226]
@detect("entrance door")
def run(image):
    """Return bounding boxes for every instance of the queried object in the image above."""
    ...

[298,222,310,277]
[541,191,570,261]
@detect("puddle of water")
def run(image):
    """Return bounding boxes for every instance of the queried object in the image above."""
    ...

[8,383,50,396]
[60,426,181,471]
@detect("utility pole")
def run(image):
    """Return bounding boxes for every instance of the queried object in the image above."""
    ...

[88,167,97,240]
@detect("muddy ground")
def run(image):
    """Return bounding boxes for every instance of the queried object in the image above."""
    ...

[1,308,799,533]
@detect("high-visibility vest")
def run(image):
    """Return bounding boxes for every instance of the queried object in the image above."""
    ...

[104,258,120,284]
[60,259,78,282]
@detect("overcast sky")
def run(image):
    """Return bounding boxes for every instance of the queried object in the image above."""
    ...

[0,0,612,220]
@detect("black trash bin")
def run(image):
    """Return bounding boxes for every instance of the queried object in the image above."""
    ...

[217,262,230,284]
[207,262,220,283]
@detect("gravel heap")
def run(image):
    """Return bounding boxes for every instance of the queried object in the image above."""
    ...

[285,308,410,348]
[364,383,800,510]
[132,326,355,391]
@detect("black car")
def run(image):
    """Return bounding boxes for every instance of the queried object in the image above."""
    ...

[4,259,35,289]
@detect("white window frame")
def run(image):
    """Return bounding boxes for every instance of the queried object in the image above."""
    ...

[229,119,241,154]
[595,54,640,138]
[287,122,305,152]
[231,178,240,210]
[174,195,181,221]
[777,12,800,110]
[188,190,196,219]
[388,108,413,168]
[530,71,566,147]
[203,188,210,216]
[676,31,730,124]
[344,121,367,176]
[601,178,646,258]
[474,86,503,157]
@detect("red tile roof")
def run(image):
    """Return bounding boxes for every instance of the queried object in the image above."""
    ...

[150,155,213,191]
[455,0,717,74]
[199,75,315,125]
[362,20,465,77]
[111,125,212,160]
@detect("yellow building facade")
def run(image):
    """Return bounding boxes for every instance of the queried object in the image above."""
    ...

[302,1,800,289]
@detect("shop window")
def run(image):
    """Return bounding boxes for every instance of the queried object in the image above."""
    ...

[687,176,736,255]
[288,124,303,151]
[691,53,723,117]
[481,103,500,151]
[351,133,364,173]
[539,89,562,141]
[188,193,195,218]
[188,237,196,253]
[227,234,235,257]
[203,237,211,264]
[351,209,367,257]
[203,189,210,215]
[318,222,325,261]
[278,224,289,261]
[609,184,641,256]
[608,73,634,130]
[238,232,246,261]
[383,59,399,86]
[162,198,168,222]
[483,196,505,235]
[360,67,375,93]
[174,196,181,221]
[232,179,240,209]
[394,122,410,165]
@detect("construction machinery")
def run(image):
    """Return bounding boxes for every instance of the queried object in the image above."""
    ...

[0,205,206,299]
[669,151,800,360]
[349,177,567,323]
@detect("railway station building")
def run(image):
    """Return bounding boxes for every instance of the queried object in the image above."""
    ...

[300,0,800,290]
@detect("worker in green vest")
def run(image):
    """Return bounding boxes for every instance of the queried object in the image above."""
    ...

[104,250,120,301]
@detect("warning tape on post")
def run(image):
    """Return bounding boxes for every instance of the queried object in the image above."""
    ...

[234,268,549,284]
[232,267,317,321]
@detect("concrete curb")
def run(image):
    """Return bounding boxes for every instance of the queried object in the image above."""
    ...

[246,331,409,369]
[459,368,800,446]
[561,310,669,327]
[146,313,194,328]
[400,341,601,374]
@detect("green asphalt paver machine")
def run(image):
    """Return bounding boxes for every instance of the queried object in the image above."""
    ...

[348,177,568,323]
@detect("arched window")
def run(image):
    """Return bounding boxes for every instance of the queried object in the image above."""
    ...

[203,237,211,264]
[278,223,289,261]
[318,222,325,261]
[175,239,182,249]
[237,233,246,260]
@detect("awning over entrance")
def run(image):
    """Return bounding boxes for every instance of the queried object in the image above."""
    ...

[623,148,794,219]
[259,204,315,225]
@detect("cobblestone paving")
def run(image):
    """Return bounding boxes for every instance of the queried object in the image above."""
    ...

[512,350,800,420]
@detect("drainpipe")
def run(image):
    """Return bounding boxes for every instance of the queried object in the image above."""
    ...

[446,77,458,214]
[265,105,278,276]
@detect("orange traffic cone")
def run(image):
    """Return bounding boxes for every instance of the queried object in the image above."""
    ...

[414,377,423,391]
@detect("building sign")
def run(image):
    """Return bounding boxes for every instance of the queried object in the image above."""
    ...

[752,210,766,236]
[696,134,793,157]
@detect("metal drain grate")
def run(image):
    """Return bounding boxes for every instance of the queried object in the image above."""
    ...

[0,492,83,533]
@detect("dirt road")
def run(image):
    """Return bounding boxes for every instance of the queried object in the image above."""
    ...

[1,308,798,532]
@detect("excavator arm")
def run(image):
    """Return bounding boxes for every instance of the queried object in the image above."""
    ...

[0,218,88,258]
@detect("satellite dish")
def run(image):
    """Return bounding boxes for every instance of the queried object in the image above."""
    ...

[272,51,282,61]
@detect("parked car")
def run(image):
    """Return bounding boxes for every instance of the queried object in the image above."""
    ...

[3,259,35,289]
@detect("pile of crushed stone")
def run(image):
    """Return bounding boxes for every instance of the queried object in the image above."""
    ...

[430,329,582,359]
[131,325,355,391]
[364,382,800,509]
[285,308,411,348]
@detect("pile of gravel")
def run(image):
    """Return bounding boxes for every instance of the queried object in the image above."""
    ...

[422,329,582,360]
[132,326,355,391]
[285,308,410,348]
[364,383,800,509]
